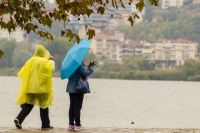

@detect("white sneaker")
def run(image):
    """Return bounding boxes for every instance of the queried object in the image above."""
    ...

[74,126,86,132]
[67,125,74,131]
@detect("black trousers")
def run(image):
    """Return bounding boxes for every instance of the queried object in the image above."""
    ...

[69,93,84,126]
[16,103,50,128]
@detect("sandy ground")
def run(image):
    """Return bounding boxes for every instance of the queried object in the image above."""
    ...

[1,128,200,133]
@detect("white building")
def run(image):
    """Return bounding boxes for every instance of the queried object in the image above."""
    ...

[92,34,198,69]
[161,0,184,9]
[0,29,25,42]
[152,39,198,68]
[91,28,125,60]
[193,0,200,4]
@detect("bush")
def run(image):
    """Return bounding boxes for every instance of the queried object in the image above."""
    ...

[188,75,200,81]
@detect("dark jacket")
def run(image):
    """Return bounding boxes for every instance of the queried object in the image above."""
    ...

[66,65,93,93]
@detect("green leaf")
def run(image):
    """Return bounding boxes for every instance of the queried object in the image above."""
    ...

[46,18,52,27]
[66,29,74,40]
[134,14,140,19]
[0,50,4,58]
[136,0,145,12]
[61,30,65,36]
[37,31,46,37]
[119,0,125,8]
[86,9,93,17]
[63,3,72,11]
[37,31,53,40]
[41,16,52,27]
[24,23,36,33]
[46,32,53,40]
[148,0,159,6]
[111,0,115,7]
[74,34,80,43]
[7,19,16,33]
[97,6,105,15]
[0,21,6,29]
[128,16,134,26]
[115,1,118,9]
[86,29,95,39]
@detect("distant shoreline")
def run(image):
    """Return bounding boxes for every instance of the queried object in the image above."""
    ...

[0,70,200,82]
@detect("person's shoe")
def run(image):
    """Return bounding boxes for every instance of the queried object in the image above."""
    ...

[41,126,53,130]
[14,119,22,129]
[74,126,85,132]
[67,125,74,131]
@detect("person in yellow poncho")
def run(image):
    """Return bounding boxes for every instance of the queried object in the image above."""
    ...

[14,45,55,130]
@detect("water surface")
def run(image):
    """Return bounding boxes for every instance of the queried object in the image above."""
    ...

[0,76,200,128]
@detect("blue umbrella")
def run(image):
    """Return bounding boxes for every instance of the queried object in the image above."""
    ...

[60,39,91,80]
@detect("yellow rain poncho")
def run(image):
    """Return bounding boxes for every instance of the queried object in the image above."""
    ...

[16,45,53,109]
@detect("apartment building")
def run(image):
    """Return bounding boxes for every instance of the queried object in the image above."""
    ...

[91,29,125,60]
[193,0,200,4]
[161,0,184,9]
[92,31,198,68]
[151,39,198,68]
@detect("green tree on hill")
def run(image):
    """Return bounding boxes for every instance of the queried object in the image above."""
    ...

[118,16,200,44]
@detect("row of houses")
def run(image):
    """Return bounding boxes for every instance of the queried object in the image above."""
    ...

[158,0,199,9]
[90,29,198,69]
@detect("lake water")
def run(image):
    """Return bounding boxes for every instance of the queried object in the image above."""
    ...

[1,76,200,128]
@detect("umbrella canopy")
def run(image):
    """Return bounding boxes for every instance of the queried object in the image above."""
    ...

[60,39,91,80]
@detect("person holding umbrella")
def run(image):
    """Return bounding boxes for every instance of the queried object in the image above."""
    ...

[60,39,96,131]
[14,45,55,130]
